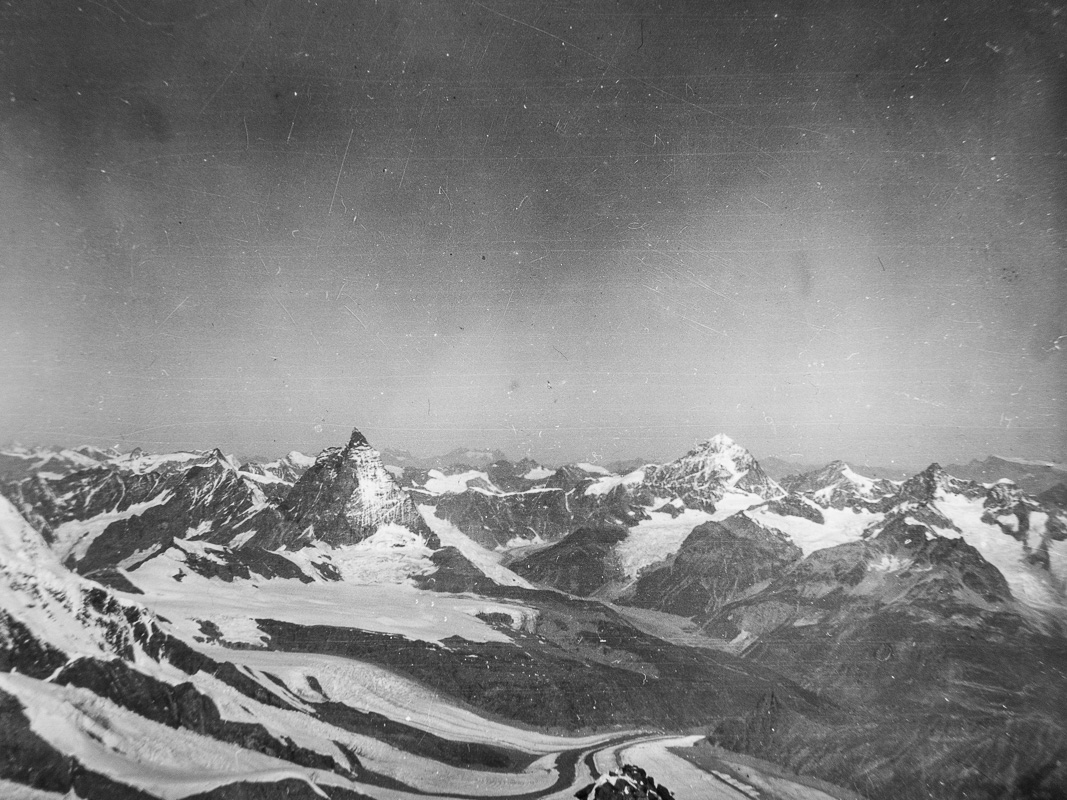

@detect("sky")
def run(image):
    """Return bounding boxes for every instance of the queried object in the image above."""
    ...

[0,0,1064,470]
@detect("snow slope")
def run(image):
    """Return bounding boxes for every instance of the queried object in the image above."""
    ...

[419,504,534,588]
[746,506,883,556]
[931,491,1067,614]
[122,545,531,646]
[615,493,766,581]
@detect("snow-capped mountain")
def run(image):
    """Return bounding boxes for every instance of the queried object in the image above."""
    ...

[240,449,316,486]
[779,459,898,510]
[642,434,785,511]
[380,446,509,471]
[410,459,650,550]
[246,428,438,550]
[0,444,120,483]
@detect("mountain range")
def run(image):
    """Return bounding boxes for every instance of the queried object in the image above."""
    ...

[1,431,1065,799]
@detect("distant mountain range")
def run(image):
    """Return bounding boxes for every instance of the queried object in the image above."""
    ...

[1,432,1065,799]
[945,454,1067,495]
[379,446,509,471]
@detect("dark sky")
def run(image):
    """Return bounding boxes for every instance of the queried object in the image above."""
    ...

[1,0,1065,469]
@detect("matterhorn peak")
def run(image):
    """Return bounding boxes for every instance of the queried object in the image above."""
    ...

[345,427,373,451]
[273,427,438,548]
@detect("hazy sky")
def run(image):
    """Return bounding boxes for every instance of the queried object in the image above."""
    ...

[1,0,1064,469]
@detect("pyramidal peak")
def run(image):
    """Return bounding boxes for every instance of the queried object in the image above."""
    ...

[276,427,438,548]
[643,433,784,507]
[897,462,983,504]
[684,433,765,479]
[703,433,739,450]
[345,428,373,451]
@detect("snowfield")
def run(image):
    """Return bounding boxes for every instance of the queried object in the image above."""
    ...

[747,505,883,556]
[121,533,535,646]
[931,491,1067,614]
[0,671,352,800]
[584,469,645,497]
[615,508,715,580]
[51,491,174,562]
[615,492,765,581]
[422,469,498,495]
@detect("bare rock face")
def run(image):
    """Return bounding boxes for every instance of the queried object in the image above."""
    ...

[623,516,802,620]
[510,526,630,596]
[575,764,675,800]
[425,462,650,549]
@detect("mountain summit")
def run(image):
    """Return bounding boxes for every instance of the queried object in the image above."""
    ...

[265,428,438,549]
[642,434,784,510]
[780,459,897,510]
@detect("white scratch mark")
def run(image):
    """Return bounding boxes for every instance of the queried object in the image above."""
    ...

[397,131,416,190]
[343,304,368,328]
[157,296,190,328]
[329,129,355,215]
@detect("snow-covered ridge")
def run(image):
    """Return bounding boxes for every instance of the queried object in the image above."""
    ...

[641,433,785,504]
[994,456,1067,470]
[584,469,646,497]
[423,469,499,495]
[0,495,162,664]
[575,462,611,475]
[51,491,175,562]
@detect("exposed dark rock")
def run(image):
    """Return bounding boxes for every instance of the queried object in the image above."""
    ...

[511,526,629,596]
[184,779,374,800]
[485,458,552,492]
[84,567,145,593]
[650,500,683,517]
[692,507,1067,800]
[762,494,825,523]
[888,463,984,508]
[0,612,69,678]
[256,610,820,733]
[1038,482,1067,510]
[622,518,801,620]
[427,468,648,549]
[4,467,166,533]
[575,763,675,800]
[76,458,268,574]
[414,546,498,593]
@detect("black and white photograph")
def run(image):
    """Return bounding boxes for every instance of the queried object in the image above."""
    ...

[1,1,1065,798]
